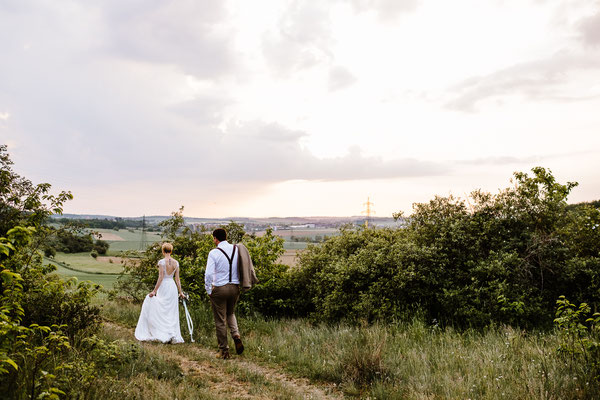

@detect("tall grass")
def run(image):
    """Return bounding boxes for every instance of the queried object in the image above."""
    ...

[84,325,219,400]
[102,300,599,399]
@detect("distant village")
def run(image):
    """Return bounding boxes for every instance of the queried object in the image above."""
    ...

[55,214,404,233]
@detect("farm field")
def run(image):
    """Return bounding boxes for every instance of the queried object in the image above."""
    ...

[51,226,336,286]
[92,228,163,254]
[49,251,131,291]
[46,257,120,290]
[257,227,340,250]
[91,226,337,253]
[270,228,339,239]
[50,226,336,285]
[53,252,126,274]
[279,249,300,267]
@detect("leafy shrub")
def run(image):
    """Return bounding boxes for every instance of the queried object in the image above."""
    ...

[52,229,95,253]
[0,146,113,398]
[279,167,600,328]
[93,239,109,255]
[554,296,600,395]
[43,246,56,258]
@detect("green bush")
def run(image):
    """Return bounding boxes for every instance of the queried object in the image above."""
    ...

[0,146,123,398]
[93,239,109,255]
[43,246,56,258]
[277,167,600,328]
[554,296,600,394]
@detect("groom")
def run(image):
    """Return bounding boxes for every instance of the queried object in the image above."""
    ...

[205,228,244,359]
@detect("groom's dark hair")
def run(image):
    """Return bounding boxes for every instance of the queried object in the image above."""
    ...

[213,228,227,242]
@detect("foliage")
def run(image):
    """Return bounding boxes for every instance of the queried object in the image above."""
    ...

[44,227,110,255]
[51,216,154,230]
[554,296,600,388]
[0,146,113,398]
[0,144,72,236]
[158,206,186,241]
[93,239,109,255]
[279,167,600,328]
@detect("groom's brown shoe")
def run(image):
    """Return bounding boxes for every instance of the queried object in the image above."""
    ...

[233,336,244,355]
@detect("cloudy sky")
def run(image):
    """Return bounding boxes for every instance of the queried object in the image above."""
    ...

[2,0,600,218]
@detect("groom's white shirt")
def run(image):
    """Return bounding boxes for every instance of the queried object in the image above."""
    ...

[205,240,240,295]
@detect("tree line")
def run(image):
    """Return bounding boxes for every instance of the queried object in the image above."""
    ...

[51,217,157,231]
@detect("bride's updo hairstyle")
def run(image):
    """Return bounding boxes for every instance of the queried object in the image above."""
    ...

[162,242,173,254]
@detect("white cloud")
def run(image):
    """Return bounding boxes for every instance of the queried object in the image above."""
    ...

[348,0,420,21]
[578,11,600,46]
[328,65,357,91]
[102,0,236,78]
[445,50,600,112]
[2,0,600,217]
[261,1,335,75]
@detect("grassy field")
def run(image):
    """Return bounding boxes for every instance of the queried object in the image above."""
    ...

[53,252,126,273]
[91,227,311,265]
[102,300,599,399]
[92,228,162,254]
[46,257,120,290]
[48,250,130,292]
[92,227,335,254]
[48,228,160,289]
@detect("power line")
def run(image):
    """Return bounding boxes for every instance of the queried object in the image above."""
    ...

[362,197,375,228]
[139,215,147,251]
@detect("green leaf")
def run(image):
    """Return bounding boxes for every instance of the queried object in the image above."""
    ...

[2,358,18,371]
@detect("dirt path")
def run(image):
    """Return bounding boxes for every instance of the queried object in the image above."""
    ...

[103,321,343,400]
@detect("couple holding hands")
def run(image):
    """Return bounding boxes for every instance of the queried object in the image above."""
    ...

[134,228,257,359]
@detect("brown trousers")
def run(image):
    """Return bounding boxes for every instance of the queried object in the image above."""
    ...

[209,283,240,351]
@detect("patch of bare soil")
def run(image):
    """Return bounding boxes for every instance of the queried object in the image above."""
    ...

[93,232,125,241]
[278,250,302,267]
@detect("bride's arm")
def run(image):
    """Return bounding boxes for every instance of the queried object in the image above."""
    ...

[174,267,184,297]
[149,264,164,297]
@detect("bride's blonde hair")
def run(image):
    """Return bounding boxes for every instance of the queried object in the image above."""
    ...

[161,242,173,254]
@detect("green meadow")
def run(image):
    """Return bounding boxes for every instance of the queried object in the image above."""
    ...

[50,228,162,289]
[46,257,121,290]
[93,228,163,254]
[53,252,126,273]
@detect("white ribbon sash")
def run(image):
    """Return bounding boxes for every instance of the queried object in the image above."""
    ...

[182,298,194,342]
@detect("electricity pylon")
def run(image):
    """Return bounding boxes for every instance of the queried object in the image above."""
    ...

[139,215,147,251]
[362,197,375,228]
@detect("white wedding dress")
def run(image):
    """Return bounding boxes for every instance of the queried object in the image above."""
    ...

[135,258,184,343]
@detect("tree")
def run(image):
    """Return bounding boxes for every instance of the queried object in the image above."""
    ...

[0,145,72,236]
[0,146,103,397]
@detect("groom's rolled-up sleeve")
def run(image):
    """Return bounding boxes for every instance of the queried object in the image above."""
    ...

[205,252,216,295]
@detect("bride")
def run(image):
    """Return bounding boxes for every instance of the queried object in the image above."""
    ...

[135,242,185,343]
